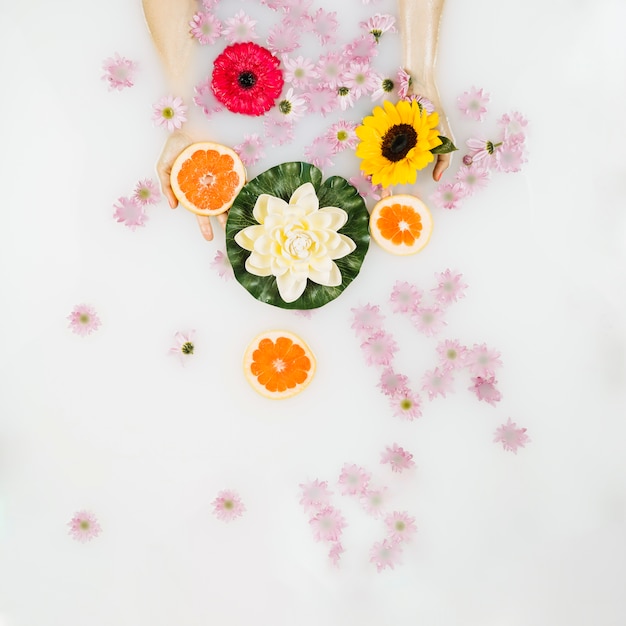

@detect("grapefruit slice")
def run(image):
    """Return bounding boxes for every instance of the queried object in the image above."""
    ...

[170,142,246,216]
[369,194,433,255]
[243,330,316,399]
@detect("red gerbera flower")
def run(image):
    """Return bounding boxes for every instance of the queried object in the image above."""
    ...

[211,42,284,116]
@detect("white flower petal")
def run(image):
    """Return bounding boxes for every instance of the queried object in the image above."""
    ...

[276,271,308,303]
[245,252,273,276]
[325,232,357,259]
[309,261,342,287]
[235,225,266,251]
[317,206,349,230]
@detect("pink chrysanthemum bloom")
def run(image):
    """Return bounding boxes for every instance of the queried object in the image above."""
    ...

[263,112,295,146]
[409,93,436,114]
[201,0,218,8]
[315,51,345,90]
[282,55,317,89]
[361,13,396,43]
[67,304,101,337]
[303,136,335,169]
[380,443,415,473]
[498,111,528,144]
[266,22,301,54]
[328,541,344,567]
[360,330,398,367]
[212,489,246,522]
[308,8,339,45]
[432,269,468,306]
[222,10,258,44]
[193,77,223,118]
[466,137,501,165]
[360,486,388,518]
[430,182,467,210]
[277,87,307,119]
[309,506,346,542]
[421,367,455,401]
[189,11,222,45]
[281,0,314,27]
[234,133,266,167]
[466,343,503,377]
[469,375,502,406]
[349,172,382,201]
[385,511,417,544]
[303,85,337,116]
[101,53,137,91]
[350,303,385,337]
[370,538,403,572]
[377,368,409,397]
[113,196,148,230]
[436,339,467,371]
[210,250,234,281]
[389,280,421,313]
[294,309,313,319]
[212,42,284,116]
[454,164,490,195]
[152,95,187,131]
[370,74,397,102]
[338,463,371,496]
[169,330,196,365]
[397,67,412,100]
[344,35,378,63]
[493,418,530,454]
[494,142,526,173]
[342,62,378,99]
[133,178,161,206]
[390,388,422,421]
[325,120,358,153]
[410,306,447,337]
[68,510,102,542]
[299,479,333,512]
[336,86,356,111]
[457,86,490,121]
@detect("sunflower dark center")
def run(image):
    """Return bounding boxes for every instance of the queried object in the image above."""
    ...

[238,71,257,89]
[381,124,417,162]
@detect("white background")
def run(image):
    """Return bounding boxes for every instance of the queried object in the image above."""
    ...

[1,0,625,624]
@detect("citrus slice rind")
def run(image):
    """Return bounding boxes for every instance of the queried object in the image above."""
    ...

[243,330,316,399]
[369,194,433,256]
[170,142,246,217]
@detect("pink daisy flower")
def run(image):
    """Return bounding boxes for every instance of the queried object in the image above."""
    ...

[222,10,258,44]
[390,388,422,420]
[277,87,307,119]
[328,541,344,566]
[266,22,301,54]
[385,511,417,543]
[410,306,447,337]
[455,164,490,195]
[432,269,468,306]
[325,120,358,153]
[336,86,356,111]
[397,68,412,99]
[493,418,530,454]
[469,375,502,406]
[377,368,409,397]
[169,330,195,365]
[201,0,218,8]
[113,196,148,230]
[309,506,346,542]
[189,11,222,45]
[315,51,345,90]
[466,343,503,377]
[466,137,501,165]
[436,339,468,371]
[457,86,490,121]
[498,111,529,144]
[299,479,333,512]
[361,13,396,43]
[360,486,388,518]
[380,443,415,473]
[389,280,421,314]
[210,249,234,281]
[282,55,317,89]
[234,133,266,167]
[344,35,378,63]
[302,85,337,116]
[308,8,339,45]
[370,73,397,102]
[212,489,246,522]
[68,510,102,542]
[152,95,187,132]
[304,136,335,169]
[494,142,526,173]
[294,309,313,319]
[360,330,398,367]
[193,77,223,118]
[263,113,295,146]
[101,53,137,91]
[67,304,101,337]
[338,463,371,496]
[351,304,385,337]
[133,178,161,206]
[349,172,382,201]
[421,367,455,401]
[281,0,314,24]
[370,538,403,572]
[430,182,467,210]
[342,62,378,99]
[409,93,436,114]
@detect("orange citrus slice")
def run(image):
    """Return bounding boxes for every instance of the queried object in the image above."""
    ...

[243,330,316,399]
[369,194,433,255]
[170,142,246,216]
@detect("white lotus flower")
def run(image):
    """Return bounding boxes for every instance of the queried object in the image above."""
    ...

[234,182,357,303]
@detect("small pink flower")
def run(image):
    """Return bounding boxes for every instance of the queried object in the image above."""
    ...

[338,463,371,496]
[390,388,422,420]
[498,111,528,143]
[113,196,148,230]
[455,165,490,195]
[68,510,102,542]
[152,95,187,132]
[432,269,468,306]
[421,367,455,401]
[370,538,403,572]
[263,113,295,146]
[281,0,314,27]
[493,418,530,454]
[466,137,500,165]
[189,11,222,45]
[309,506,346,542]
[67,304,101,337]
[377,368,409,397]
[169,330,195,365]
[277,87,307,119]
[304,136,335,169]
[234,133,266,167]
[466,343,503,377]
[342,62,378,99]
[315,51,345,90]
[325,120,358,153]
[350,303,385,338]
[430,182,467,210]
[344,34,378,63]
[349,172,382,201]
[282,54,317,89]
[328,541,344,566]
[266,22,301,54]
[469,375,502,406]
[222,10,258,44]
[410,306,447,337]
[299,479,334,512]
[370,74,397,102]
[360,486,388,518]
[436,339,467,371]
[101,53,137,91]
[360,330,398,367]
[303,85,338,116]
[133,178,161,206]
[336,86,356,111]
[308,8,338,45]
[494,142,526,173]
[389,280,421,313]
[409,93,435,114]
[457,86,490,121]
[385,511,417,543]
[380,443,415,473]
[210,250,234,281]
[397,68,412,99]
[212,489,246,522]
[294,309,313,319]
[193,78,223,119]
[361,13,396,43]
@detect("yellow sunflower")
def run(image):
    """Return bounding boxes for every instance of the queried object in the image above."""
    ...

[355,100,443,188]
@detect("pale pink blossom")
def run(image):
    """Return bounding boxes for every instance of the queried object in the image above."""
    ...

[397,68,412,99]
[370,74,397,101]
[344,35,378,63]
[133,178,161,206]
[263,113,295,146]
[113,196,148,230]
[454,164,490,195]
[409,93,436,114]
[498,111,528,143]
[389,281,421,313]
[360,486,388,518]
[349,172,382,201]
[338,463,371,496]
[360,330,398,367]
[68,510,102,542]
[385,511,417,543]
[222,10,258,43]
[266,23,301,54]
[309,506,346,542]
[390,388,422,420]
[212,489,246,522]
[361,13,396,43]
[201,0,218,8]
[294,309,313,319]
[430,182,467,210]
[281,0,314,27]
[234,133,265,167]
[350,303,385,337]
[101,53,137,91]
[370,538,403,572]
[336,86,356,111]
[276,87,307,119]
[282,55,317,89]
[466,343,503,377]
[304,136,335,169]
[457,86,490,121]
[169,330,195,365]
[67,304,101,337]
[421,367,455,400]
[410,306,447,336]
[189,11,222,45]
[432,269,468,306]
[493,418,530,454]
[494,142,526,173]
[342,62,378,99]
[303,85,337,116]
[299,479,333,512]
[436,339,467,371]
[377,368,409,397]
[308,8,338,45]
[380,443,415,473]
[315,52,345,90]
[469,375,502,406]
[328,542,344,566]
[466,137,500,165]
[152,95,187,132]
[210,250,234,281]
[325,120,359,153]
[193,78,223,118]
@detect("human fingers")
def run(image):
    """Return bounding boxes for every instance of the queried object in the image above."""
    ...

[196,215,215,241]
[433,153,451,182]
[216,211,229,230]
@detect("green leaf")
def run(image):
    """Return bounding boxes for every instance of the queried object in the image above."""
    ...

[226,162,370,310]
[430,136,458,155]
